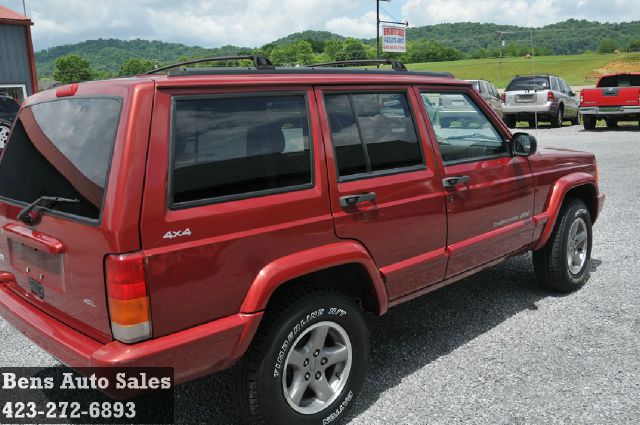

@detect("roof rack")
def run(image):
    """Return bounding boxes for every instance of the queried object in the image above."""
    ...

[145,55,275,75]
[306,59,408,72]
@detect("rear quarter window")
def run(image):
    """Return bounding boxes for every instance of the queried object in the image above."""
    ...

[0,97,121,221]
[170,94,313,206]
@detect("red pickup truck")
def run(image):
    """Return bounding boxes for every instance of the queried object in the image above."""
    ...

[580,73,640,129]
[0,57,604,424]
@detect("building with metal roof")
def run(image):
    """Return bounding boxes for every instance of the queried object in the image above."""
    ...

[0,5,38,102]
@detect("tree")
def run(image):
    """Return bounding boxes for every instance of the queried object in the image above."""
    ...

[335,38,369,61]
[628,39,640,52]
[54,54,94,83]
[270,40,315,66]
[597,38,618,53]
[119,58,154,76]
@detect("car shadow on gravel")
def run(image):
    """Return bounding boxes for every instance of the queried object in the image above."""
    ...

[172,253,556,424]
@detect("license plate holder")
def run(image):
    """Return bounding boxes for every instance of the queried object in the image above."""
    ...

[29,278,45,299]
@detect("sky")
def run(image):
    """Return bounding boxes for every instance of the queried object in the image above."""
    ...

[4,0,639,51]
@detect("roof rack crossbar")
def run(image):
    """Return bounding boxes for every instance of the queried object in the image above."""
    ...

[145,55,275,74]
[306,59,408,72]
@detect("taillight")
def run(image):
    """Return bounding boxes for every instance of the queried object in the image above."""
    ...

[501,93,506,103]
[547,91,555,101]
[105,252,151,344]
[580,92,584,106]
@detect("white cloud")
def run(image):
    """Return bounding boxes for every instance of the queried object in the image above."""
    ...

[2,0,638,51]
[401,0,640,27]
[326,11,394,39]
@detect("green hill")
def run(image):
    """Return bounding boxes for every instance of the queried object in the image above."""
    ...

[34,20,640,78]
[409,53,640,88]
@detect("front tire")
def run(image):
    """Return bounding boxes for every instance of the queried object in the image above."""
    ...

[504,115,516,129]
[234,290,369,425]
[533,199,593,292]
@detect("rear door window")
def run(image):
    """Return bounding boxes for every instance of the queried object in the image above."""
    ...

[324,92,423,180]
[171,94,312,206]
[0,98,121,221]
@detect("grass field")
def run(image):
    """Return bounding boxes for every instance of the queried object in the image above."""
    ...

[409,53,640,88]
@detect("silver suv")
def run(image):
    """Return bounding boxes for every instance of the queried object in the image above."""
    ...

[467,79,503,118]
[502,74,579,128]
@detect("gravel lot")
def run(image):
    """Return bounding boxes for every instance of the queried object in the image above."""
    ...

[1,123,639,424]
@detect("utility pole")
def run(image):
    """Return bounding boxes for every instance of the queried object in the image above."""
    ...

[376,0,406,61]
[496,31,512,84]
[376,0,380,60]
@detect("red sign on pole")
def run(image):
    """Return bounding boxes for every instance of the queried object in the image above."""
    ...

[382,25,406,53]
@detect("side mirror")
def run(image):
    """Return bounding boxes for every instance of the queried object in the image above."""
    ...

[569,91,576,97]
[510,132,537,157]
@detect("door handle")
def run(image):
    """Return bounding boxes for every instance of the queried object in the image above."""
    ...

[340,192,377,208]
[442,176,470,189]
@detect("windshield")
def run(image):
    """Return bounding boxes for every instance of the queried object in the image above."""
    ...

[0,98,121,221]
[506,76,550,92]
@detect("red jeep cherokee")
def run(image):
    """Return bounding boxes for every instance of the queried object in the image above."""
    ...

[0,57,604,424]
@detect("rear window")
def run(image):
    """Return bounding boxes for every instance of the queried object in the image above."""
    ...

[506,76,550,92]
[0,98,121,221]
[171,94,312,206]
[324,92,423,179]
[598,75,640,87]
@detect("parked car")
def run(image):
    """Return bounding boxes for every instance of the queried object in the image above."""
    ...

[502,74,579,128]
[0,57,604,425]
[579,73,640,130]
[467,79,503,118]
[0,93,19,150]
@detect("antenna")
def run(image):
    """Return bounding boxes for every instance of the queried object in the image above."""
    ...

[530,26,538,132]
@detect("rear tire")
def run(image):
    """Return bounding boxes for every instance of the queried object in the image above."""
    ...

[551,107,564,128]
[234,290,369,425]
[583,115,596,130]
[605,119,618,128]
[533,199,592,292]
[504,115,516,128]
[527,118,536,128]
[0,121,11,150]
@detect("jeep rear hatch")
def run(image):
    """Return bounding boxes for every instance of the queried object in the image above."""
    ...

[0,95,130,342]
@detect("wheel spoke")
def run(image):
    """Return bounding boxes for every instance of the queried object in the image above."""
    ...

[569,223,578,240]
[309,376,334,402]
[572,253,582,267]
[288,371,310,405]
[323,344,348,366]
[308,325,329,351]
[288,347,308,369]
[575,231,587,245]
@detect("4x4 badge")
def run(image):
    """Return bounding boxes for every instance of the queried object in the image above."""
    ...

[163,228,192,240]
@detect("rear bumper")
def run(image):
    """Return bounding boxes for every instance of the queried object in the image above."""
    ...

[0,284,263,383]
[503,102,555,116]
[580,106,640,116]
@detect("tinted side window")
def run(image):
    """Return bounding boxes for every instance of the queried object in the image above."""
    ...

[421,92,506,163]
[171,95,312,206]
[325,92,423,179]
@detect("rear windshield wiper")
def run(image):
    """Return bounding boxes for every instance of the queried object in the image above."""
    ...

[17,196,80,225]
